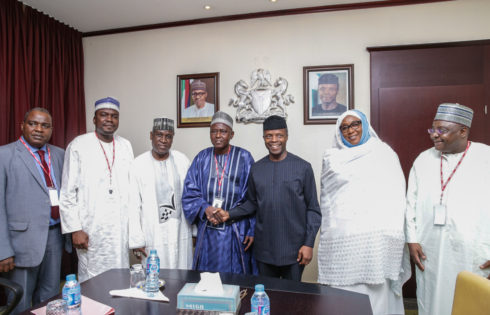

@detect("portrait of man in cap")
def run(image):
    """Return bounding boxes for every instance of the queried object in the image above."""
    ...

[304,66,353,123]
[312,73,347,116]
[179,76,217,123]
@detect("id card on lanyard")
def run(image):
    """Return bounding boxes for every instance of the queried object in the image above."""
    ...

[435,141,470,226]
[212,146,230,210]
[19,137,59,206]
[209,147,231,230]
[49,189,59,206]
[433,204,446,226]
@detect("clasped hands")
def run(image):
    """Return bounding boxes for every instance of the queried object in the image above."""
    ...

[204,206,254,251]
[205,206,230,225]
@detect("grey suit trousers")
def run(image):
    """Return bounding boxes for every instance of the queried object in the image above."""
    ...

[6,226,63,314]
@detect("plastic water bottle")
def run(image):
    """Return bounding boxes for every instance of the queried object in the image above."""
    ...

[145,249,160,296]
[251,284,270,315]
[62,274,81,314]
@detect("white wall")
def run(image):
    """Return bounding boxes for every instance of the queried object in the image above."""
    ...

[83,0,490,282]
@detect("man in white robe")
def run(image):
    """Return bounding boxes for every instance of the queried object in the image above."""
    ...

[129,118,192,269]
[60,97,134,282]
[406,103,490,315]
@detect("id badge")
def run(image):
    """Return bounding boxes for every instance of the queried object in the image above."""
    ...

[433,204,447,226]
[49,189,59,206]
[107,185,116,200]
[212,198,223,209]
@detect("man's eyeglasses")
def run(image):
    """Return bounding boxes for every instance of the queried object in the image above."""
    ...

[339,120,362,133]
[191,92,206,97]
[427,128,450,135]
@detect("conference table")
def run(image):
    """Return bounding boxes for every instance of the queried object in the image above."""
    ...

[24,268,372,314]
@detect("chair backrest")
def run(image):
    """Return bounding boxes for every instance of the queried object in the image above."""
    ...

[0,278,23,315]
[451,270,490,315]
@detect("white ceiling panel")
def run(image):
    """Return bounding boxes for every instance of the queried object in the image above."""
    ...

[19,0,388,32]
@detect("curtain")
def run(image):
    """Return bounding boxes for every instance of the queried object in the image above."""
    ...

[0,0,86,148]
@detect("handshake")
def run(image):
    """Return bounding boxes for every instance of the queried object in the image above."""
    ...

[205,206,230,225]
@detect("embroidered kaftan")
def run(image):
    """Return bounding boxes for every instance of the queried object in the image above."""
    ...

[60,133,134,282]
[129,150,192,269]
[182,146,257,274]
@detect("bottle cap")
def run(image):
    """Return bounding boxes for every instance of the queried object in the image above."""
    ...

[150,249,157,255]
[254,284,264,292]
[66,274,76,281]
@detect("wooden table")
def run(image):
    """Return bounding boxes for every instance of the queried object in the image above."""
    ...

[24,268,372,315]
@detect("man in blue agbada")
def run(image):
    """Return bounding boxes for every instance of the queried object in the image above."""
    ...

[182,111,257,274]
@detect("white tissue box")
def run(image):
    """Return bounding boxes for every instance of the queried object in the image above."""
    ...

[177,283,240,313]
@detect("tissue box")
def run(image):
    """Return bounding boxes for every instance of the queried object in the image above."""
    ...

[177,283,240,313]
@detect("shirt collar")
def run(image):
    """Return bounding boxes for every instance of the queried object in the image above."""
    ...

[21,136,47,153]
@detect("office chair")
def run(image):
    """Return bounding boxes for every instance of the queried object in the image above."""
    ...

[0,278,23,315]
[451,270,490,315]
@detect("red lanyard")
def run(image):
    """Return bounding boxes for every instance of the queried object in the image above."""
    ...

[19,137,52,181]
[439,141,470,204]
[214,146,231,196]
[95,132,115,186]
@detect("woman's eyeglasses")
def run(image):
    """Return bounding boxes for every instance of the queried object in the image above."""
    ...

[340,120,362,133]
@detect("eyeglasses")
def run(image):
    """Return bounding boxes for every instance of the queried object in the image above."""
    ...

[191,92,206,97]
[427,128,450,135]
[339,120,361,133]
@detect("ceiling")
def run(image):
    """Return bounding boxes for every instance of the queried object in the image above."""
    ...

[20,0,387,33]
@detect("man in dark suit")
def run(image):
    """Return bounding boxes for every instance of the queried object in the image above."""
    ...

[0,108,69,314]
[216,115,321,281]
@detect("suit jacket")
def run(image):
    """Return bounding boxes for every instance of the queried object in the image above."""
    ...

[0,140,70,267]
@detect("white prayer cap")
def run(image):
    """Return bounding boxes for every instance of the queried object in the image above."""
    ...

[95,97,120,112]
[153,118,174,132]
[211,111,233,130]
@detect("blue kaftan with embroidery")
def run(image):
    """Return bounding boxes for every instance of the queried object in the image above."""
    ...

[182,146,257,274]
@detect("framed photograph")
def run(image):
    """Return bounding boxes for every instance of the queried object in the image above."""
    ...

[303,64,354,125]
[177,72,219,128]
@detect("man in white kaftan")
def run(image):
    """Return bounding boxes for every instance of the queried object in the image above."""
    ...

[406,103,490,315]
[318,110,410,315]
[129,118,192,269]
[60,97,134,282]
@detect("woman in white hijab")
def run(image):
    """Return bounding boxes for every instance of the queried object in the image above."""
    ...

[317,110,410,315]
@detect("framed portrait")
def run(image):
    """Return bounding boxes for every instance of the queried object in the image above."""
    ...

[177,72,219,128]
[303,64,354,125]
